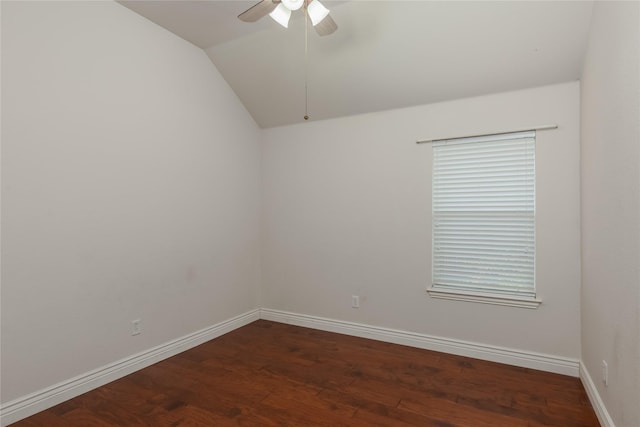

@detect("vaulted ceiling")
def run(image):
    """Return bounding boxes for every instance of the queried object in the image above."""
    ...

[119,1,594,128]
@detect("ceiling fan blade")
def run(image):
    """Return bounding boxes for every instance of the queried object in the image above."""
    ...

[314,14,337,36]
[238,0,278,22]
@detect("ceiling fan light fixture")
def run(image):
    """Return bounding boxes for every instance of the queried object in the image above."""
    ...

[307,0,330,26]
[281,0,304,11]
[269,3,291,28]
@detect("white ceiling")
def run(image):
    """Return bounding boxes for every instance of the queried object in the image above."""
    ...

[119,1,594,128]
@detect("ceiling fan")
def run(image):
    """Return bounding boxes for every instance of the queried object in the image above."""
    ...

[238,0,338,36]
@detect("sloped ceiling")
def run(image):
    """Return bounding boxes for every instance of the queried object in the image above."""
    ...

[119,1,594,128]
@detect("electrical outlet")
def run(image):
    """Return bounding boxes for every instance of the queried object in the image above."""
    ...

[131,319,142,336]
[351,295,360,308]
[602,360,608,386]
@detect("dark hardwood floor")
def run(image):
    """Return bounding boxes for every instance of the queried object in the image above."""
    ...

[12,320,599,426]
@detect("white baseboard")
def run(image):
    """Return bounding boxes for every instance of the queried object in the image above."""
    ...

[580,361,615,427]
[0,309,260,427]
[260,308,580,377]
[1,307,592,427]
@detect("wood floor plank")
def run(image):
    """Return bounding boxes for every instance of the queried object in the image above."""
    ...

[10,320,600,426]
[7,410,67,427]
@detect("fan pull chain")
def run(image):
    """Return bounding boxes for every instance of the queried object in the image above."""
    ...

[304,3,309,121]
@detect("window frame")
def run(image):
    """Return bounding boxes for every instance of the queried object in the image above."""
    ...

[427,130,542,309]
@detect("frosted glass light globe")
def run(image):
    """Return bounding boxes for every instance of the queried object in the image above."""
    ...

[307,0,329,26]
[269,3,291,28]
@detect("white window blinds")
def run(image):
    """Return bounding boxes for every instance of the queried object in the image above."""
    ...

[432,131,536,298]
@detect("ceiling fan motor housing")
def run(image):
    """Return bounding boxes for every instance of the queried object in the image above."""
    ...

[281,0,304,11]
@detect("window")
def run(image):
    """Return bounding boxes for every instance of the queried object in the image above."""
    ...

[428,130,540,308]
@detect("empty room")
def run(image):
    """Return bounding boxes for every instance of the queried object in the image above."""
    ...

[1,1,638,426]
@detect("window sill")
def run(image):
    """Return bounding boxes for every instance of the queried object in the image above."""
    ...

[426,288,542,309]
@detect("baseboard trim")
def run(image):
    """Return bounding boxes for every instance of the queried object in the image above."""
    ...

[1,307,590,426]
[580,361,615,427]
[260,308,580,377]
[0,309,260,427]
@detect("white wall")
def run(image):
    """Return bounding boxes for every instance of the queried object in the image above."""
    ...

[580,2,640,426]
[6,0,637,423]
[262,82,582,359]
[1,1,261,403]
